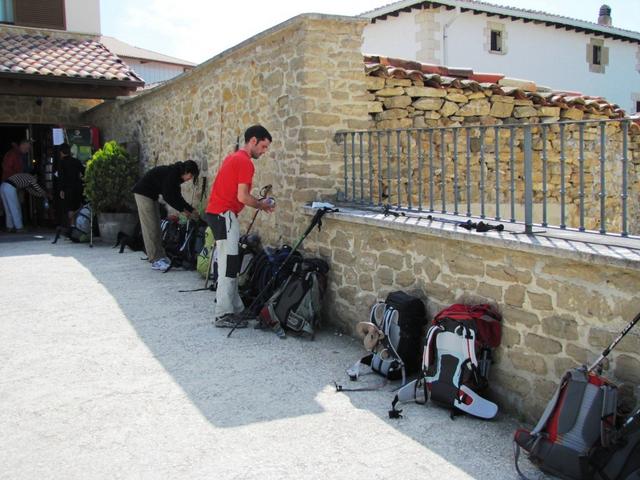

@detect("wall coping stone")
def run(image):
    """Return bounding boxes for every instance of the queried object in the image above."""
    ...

[302,205,640,272]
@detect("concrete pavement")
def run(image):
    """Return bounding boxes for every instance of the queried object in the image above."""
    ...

[0,235,548,479]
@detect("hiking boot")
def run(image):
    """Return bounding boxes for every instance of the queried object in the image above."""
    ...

[272,323,286,339]
[151,258,170,271]
[214,313,248,329]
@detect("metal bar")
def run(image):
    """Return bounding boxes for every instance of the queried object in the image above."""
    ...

[509,126,515,222]
[542,125,548,227]
[429,129,435,212]
[579,123,585,231]
[465,127,471,217]
[599,122,606,234]
[494,126,500,221]
[359,132,364,203]
[479,128,486,219]
[368,131,373,205]
[351,132,356,201]
[386,130,392,203]
[417,129,423,211]
[559,123,566,229]
[396,130,402,208]
[622,121,629,237]
[523,125,533,235]
[342,132,348,200]
[453,129,459,215]
[377,131,383,205]
[407,130,413,209]
[440,129,446,213]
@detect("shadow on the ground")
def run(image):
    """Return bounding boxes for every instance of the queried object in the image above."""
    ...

[0,235,548,479]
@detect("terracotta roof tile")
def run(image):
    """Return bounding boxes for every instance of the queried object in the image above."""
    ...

[0,33,143,84]
[364,55,626,118]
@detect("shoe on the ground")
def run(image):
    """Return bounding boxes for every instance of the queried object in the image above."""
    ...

[7,227,16,233]
[214,313,248,329]
[272,323,286,339]
[15,228,26,233]
[151,258,170,271]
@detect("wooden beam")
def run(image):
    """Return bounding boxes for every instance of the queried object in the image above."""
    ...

[0,79,133,99]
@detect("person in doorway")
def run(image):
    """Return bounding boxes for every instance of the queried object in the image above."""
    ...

[205,125,275,330]
[0,173,50,232]
[1,139,29,181]
[132,160,200,271]
[58,143,85,226]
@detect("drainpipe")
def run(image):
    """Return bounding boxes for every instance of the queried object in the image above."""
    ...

[442,7,461,66]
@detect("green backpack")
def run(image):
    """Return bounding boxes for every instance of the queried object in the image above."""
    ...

[196,227,215,278]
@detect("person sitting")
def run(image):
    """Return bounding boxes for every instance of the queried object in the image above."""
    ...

[132,160,199,271]
[0,173,50,233]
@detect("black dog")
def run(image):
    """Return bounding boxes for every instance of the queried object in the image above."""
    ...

[113,223,145,254]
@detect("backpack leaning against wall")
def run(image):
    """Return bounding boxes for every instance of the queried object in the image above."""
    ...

[337,291,427,390]
[389,303,502,420]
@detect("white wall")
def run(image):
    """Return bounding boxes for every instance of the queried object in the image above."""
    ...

[65,0,100,34]
[362,10,420,59]
[123,58,188,84]
[363,9,640,113]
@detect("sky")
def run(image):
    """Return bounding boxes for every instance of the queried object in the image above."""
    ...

[101,0,640,64]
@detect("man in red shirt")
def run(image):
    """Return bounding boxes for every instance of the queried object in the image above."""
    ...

[1,139,30,181]
[206,125,275,329]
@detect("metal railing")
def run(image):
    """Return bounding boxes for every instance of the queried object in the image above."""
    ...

[336,119,637,237]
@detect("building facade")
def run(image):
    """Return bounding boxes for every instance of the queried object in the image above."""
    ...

[361,0,640,114]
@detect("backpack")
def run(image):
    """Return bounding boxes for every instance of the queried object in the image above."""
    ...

[196,227,215,279]
[340,291,427,389]
[589,408,640,480]
[389,303,502,420]
[52,204,92,244]
[161,217,205,270]
[514,367,618,480]
[258,258,329,339]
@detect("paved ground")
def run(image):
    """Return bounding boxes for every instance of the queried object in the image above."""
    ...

[0,233,548,480]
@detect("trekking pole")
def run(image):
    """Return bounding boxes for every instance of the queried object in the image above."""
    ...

[245,184,272,236]
[227,206,338,338]
[588,311,640,373]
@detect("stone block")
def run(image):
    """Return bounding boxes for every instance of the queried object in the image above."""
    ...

[505,285,526,307]
[615,355,640,384]
[527,292,553,311]
[562,108,584,120]
[490,95,514,104]
[541,314,578,341]
[330,230,351,250]
[413,97,444,111]
[382,96,413,109]
[503,305,540,328]
[337,285,358,304]
[445,93,468,103]
[513,106,539,118]
[490,102,514,118]
[303,112,342,127]
[379,251,404,269]
[440,101,459,117]
[555,357,578,376]
[377,118,413,130]
[377,266,395,286]
[333,248,355,265]
[502,324,522,348]
[405,86,447,98]
[457,100,491,117]
[386,78,412,87]
[377,108,409,120]
[446,254,485,277]
[358,273,374,292]
[539,106,561,117]
[477,282,503,302]
[525,333,563,354]
[534,379,558,404]
[396,270,416,287]
[375,87,405,97]
[566,344,591,364]
[508,350,548,375]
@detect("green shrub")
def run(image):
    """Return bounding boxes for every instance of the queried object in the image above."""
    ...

[84,141,138,214]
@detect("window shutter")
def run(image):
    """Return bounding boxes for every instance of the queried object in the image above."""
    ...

[14,0,65,30]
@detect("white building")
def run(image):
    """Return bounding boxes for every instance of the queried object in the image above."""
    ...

[361,0,640,114]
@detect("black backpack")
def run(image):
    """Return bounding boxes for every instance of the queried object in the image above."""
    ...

[589,409,640,480]
[161,218,205,270]
[341,291,427,388]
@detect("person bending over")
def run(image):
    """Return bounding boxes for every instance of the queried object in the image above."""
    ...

[132,160,199,271]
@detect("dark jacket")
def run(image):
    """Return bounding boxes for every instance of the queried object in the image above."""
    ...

[132,162,193,213]
[59,155,85,193]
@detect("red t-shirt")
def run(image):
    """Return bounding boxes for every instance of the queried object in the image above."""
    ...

[2,148,23,181]
[206,149,254,215]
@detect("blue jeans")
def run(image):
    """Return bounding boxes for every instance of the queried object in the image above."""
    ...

[0,182,22,229]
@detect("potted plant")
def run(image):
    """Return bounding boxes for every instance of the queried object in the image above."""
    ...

[84,140,139,243]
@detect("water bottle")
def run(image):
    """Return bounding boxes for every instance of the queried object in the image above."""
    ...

[265,197,276,208]
[43,199,49,210]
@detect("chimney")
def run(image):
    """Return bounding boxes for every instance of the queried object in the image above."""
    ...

[598,4,612,26]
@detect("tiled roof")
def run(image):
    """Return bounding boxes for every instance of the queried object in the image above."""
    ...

[364,55,628,118]
[0,33,144,84]
[361,0,640,44]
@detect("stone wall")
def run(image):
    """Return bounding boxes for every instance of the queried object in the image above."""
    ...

[84,14,369,244]
[304,211,640,421]
[360,74,640,234]
[0,95,101,126]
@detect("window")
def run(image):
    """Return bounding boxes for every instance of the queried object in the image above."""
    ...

[593,45,602,66]
[485,22,507,55]
[490,30,502,53]
[636,101,640,114]
[13,0,65,30]
[587,38,608,73]
[0,0,14,23]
